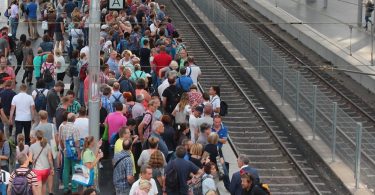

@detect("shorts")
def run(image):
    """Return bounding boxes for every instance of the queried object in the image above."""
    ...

[55,32,64,41]
[33,169,50,182]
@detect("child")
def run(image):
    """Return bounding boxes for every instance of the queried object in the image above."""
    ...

[15,134,29,169]
[134,179,151,195]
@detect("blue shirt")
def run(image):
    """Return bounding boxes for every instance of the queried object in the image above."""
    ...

[112,150,133,192]
[26,2,37,19]
[101,95,113,113]
[150,132,168,158]
[107,58,119,77]
[211,124,228,149]
[176,75,193,92]
[109,91,125,106]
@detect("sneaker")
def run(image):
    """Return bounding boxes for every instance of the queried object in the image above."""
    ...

[99,162,103,169]
[58,184,64,190]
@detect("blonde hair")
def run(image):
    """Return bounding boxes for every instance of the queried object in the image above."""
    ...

[39,110,48,120]
[178,93,189,111]
[35,130,48,148]
[190,143,203,156]
[54,48,62,56]
[207,132,219,145]
[148,150,164,168]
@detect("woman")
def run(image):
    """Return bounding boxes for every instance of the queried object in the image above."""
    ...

[82,136,103,189]
[119,50,133,71]
[21,40,34,85]
[14,34,27,77]
[204,133,219,165]
[71,7,81,22]
[135,78,151,108]
[176,48,188,71]
[29,130,54,195]
[41,54,56,89]
[148,150,165,195]
[160,115,176,152]
[202,162,218,195]
[209,86,221,116]
[131,63,147,82]
[69,23,84,53]
[172,93,191,125]
[0,132,10,172]
[70,50,80,94]
[33,48,48,81]
[16,134,29,168]
[40,34,54,53]
[54,49,66,82]
[46,7,56,39]
[137,137,166,167]
[190,143,204,168]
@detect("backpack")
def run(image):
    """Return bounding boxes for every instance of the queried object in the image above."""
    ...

[111,94,122,111]
[79,63,88,81]
[65,136,84,160]
[14,43,24,61]
[220,101,228,116]
[34,89,47,112]
[4,9,9,18]
[116,39,128,54]
[134,112,153,136]
[10,169,33,195]
[165,160,179,192]
[42,64,53,83]
[259,183,271,195]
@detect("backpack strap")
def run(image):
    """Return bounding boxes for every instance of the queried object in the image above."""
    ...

[32,146,45,168]
[113,153,130,169]
[187,67,192,77]
[112,94,121,102]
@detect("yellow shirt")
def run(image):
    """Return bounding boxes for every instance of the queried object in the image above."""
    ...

[114,138,136,174]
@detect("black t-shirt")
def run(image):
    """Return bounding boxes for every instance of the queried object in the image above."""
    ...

[161,124,176,151]
[55,107,66,130]
[139,48,151,73]
[189,156,203,169]
[204,144,218,165]
[162,85,182,114]
[55,17,64,32]
[165,158,199,194]
[0,89,16,116]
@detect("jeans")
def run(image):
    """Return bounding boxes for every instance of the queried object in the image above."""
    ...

[83,27,89,45]
[9,17,18,39]
[62,156,79,193]
[79,80,84,105]
[15,120,31,144]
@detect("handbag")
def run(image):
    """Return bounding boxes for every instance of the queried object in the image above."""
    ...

[32,146,45,168]
[72,159,95,187]
[42,20,48,30]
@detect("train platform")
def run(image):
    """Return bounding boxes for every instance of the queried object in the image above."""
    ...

[243,0,375,94]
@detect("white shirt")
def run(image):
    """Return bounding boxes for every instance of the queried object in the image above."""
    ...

[74,117,89,139]
[189,114,199,143]
[157,79,170,100]
[10,4,18,18]
[80,46,89,58]
[11,92,34,121]
[186,65,201,85]
[54,55,67,74]
[210,95,220,115]
[129,178,158,195]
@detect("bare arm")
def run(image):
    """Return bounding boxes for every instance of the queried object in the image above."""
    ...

[9,105,15,124]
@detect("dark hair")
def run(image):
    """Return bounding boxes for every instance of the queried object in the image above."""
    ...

[127,118,136,126]
[202,92,210,101]
[36,79,46,89]
[83,136,94,152]
[62,111,69,122]
[143,39,149,46]
[148,137,159,149]
[176,146,187,158]
[42,34,51,42]
[180,67,186,75]
[71,50,79,59]
[66,90,75,97]
[124,32,130,38]
[25,40,32,47]
[167,76,176,85]
[114,102,123,111]
[83,188,97,195]
[204,162,216,175]
[200,123,210,133]
[35,130,47,148]
[102,87,111,96]
[122,139,132,150]
[20,34,27,43]
[211,86,220,97]
[100,63,109,71]
[158,28,165,37]
[136,79,146,89]
[78,106,87,116]
[161,115,172,126]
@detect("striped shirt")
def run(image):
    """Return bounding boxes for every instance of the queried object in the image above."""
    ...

[9,167,38,186]
[58,100,81,114]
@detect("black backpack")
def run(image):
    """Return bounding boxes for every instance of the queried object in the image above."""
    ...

[134,112,153,136]
[165,160,179,192]
[220,101,228,116]
[42,64,53,83]
[34,89,47,112]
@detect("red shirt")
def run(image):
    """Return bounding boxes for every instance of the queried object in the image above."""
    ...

[153,51,172,74]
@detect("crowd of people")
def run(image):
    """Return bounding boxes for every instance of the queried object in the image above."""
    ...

[0,0,271,194]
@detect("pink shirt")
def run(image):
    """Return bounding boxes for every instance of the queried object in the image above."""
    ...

[105,112,127,142]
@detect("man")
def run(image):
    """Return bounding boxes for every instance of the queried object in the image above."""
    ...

[0,32,9,57]
[107,51,119,77]
[162,76,182,115]
[65,90,81,114]
[0,80,16,137]
[157,4,166,21]
[9,0,19,40]
[129,165,158,195]
[153,45,172,76]
[27,0,39,40]
[132,94,146,118]
[74,106,89,139]
[185,56,201,86]
[7,153,38,194]
[138,99,156,143]
[176,67,193,92]
[59,113,81,194]
[150,121,168,157]
[196,123,211,147]
[197,103,213,128]
[64,0,76,20]
[230,155,260,195]
[157,70,177,100]
[104,103,127,144]
[119,68,136,97]
[113,139,135,195]
[99,64,109,85]
[211,115,228,149]
[101,86,113,113]
[55,12,67,52]
[46,81,64,123]
[240,173,267,195]
[110,82,125,107]
[9,84,34,144]
[189,105,203,143]
[55,96,70,130]
[165,146,203,194]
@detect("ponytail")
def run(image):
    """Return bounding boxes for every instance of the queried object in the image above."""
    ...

[40,137,47,148]
[83,136,94,152]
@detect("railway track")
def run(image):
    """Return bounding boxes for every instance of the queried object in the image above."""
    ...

[164,0,350,194]
[212,0,375,189]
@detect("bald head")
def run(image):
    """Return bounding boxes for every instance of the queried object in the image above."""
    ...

[67,113,76,122]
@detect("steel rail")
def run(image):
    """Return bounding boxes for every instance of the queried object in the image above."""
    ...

[171,0,322,194]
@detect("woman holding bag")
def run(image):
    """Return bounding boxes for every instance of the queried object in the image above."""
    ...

[29,130,54,195]
[80,136,103,189]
